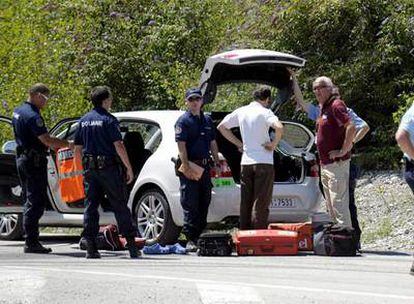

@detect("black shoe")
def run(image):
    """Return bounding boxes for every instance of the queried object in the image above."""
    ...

[185,240,198,253]
[24,241,52,254]
[126,237,141,259]
[86,240,101,259]
[410,262,414,276]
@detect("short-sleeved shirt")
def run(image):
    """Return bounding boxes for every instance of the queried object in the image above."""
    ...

[316,97,351,165]
[12,101,48,153]
[307,104,367,130]
[219,101,279,165]
[398,103,414,160]
[74,107,122,157]
[175,111,215,160]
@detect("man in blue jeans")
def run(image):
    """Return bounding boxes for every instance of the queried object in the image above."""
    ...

[395,103,414,276]
[292,75,369,249]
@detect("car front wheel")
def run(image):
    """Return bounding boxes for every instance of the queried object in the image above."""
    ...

[0,213,23,240]
[134,189,180,245]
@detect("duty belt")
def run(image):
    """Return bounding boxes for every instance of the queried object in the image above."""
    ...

[82,154,120,170]
[190,158,210,166]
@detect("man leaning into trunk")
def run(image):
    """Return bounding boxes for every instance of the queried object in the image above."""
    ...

[218,86,283,230]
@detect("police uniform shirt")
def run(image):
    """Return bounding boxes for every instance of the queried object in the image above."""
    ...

[12,101,48,152]
[175,111,215,161]
[74,107,122,157]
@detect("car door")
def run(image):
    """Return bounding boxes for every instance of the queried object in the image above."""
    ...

[46,117,84,213]
[277,121,315,158]
[0,116,22,213]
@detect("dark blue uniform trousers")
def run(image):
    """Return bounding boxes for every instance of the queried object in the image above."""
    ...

[179,169,212,242]
[16,155,48,242]
[404,159,414,193]
[83,165,136,241]
[349,161,361,239]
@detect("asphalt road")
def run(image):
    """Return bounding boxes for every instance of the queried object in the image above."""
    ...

[0,235,413,304]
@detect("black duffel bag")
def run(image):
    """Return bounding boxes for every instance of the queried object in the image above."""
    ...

[313,224,357,256]
[197,232,233,256]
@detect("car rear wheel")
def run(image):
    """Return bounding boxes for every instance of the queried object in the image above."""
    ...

[0,213,23,240]
[134,189,181,245]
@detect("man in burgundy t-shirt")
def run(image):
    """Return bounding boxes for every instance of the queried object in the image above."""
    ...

[312,76,356,228]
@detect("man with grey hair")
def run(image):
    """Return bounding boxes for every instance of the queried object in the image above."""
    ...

[218,86,283,229]
[295,76,356,228]
[12,83,72,253]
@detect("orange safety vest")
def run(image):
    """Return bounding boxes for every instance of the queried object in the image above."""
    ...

[56,148,85,203]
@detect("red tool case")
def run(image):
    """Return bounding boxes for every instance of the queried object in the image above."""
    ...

[268,222,313,251]
[234,229,298,256]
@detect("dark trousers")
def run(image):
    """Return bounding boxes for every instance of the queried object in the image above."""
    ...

[349,162,361,239]
[404,159,414,193]
[240,164,274,230]
[83,164,136,241]
[16,155,48,242]
[179,169,212,242]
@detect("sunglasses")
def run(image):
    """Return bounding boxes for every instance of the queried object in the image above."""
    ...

[39,93,50,101]
[312,85,328,92]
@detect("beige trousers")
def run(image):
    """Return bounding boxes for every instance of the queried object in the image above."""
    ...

[321,159,352,228]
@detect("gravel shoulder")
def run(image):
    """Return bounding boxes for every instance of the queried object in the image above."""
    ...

[356,170,414,251]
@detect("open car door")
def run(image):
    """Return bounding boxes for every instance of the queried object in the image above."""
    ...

[277,121,315,158]
[0,116,22,214]
[199,49,306,111]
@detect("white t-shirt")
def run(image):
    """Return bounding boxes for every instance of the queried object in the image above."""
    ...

[398,103,414,159]
[219,101,280,165]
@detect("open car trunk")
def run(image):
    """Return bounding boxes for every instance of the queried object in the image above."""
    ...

[212,112,310,184]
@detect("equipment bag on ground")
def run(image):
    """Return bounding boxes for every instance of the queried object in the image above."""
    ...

[234,229,298,256]
[268,222,313,251]
[79,224,145,251]
[313,224,357,256]
[197,232,233,256]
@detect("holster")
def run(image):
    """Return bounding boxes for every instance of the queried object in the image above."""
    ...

[171,156,182,177]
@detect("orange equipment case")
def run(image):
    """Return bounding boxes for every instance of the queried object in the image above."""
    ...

[268,222,313,251]
[234,229,298,256]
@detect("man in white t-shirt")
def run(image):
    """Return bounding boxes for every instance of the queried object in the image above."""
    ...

[395,103,414,276]
[218,86,283,229]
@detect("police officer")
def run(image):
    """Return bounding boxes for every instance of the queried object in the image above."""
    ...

[12,83,71,254]
[175,88,220,252]
[73,86,139,259]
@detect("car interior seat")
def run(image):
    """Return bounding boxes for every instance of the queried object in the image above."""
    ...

[123,131,152,180]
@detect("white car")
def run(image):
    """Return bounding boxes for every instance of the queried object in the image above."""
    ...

[0,49,322,244]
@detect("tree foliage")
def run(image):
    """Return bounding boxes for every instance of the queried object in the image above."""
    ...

[1,0,414,169]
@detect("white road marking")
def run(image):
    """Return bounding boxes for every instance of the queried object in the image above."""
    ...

[197,283,265,304]
[2,266,414,301]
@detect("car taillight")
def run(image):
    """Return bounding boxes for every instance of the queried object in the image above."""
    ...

[210,159,233,178]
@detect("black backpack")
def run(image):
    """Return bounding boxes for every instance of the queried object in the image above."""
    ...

[313,224,357,256]
[197,232,233,256]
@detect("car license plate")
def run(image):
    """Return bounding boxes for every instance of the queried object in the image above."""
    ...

[271,197,296,208]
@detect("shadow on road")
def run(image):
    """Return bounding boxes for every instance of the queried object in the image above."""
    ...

[361,250,412,256]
